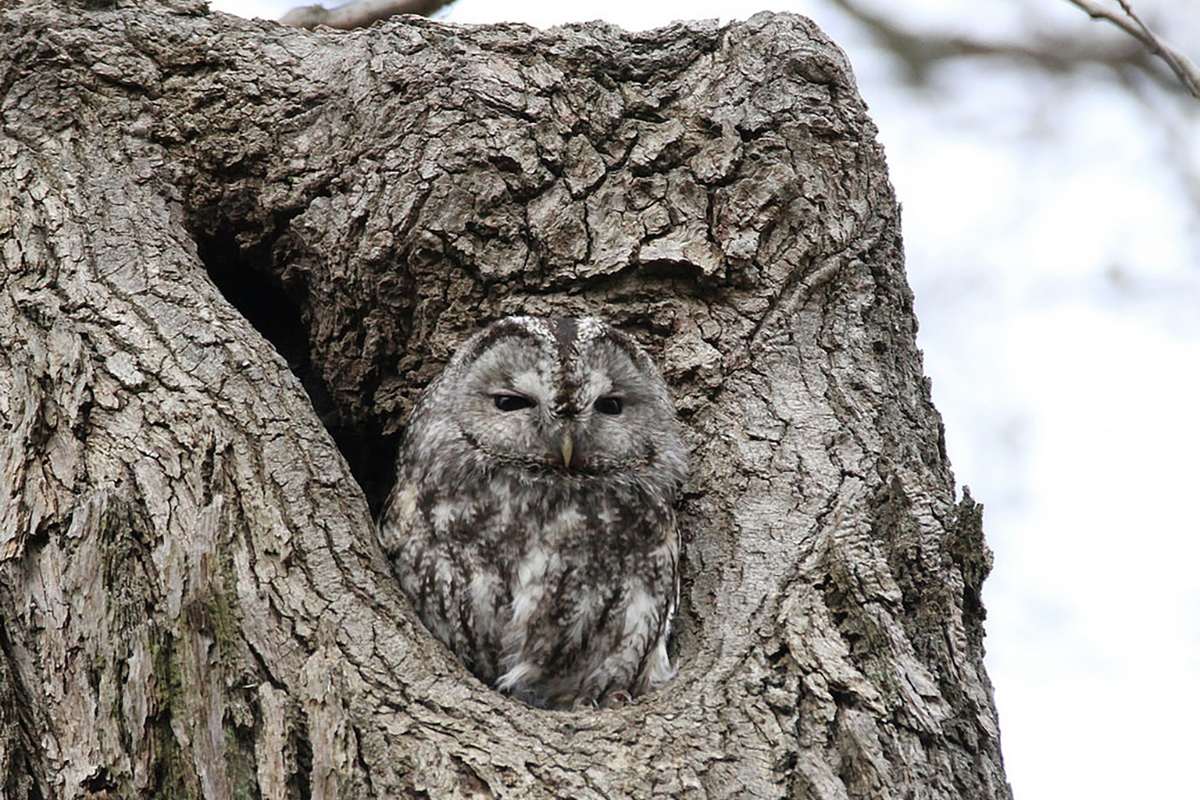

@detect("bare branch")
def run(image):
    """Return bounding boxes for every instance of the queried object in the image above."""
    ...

[825,0,1175,93]
[1063,0,1200,99]
[280,0,455,29]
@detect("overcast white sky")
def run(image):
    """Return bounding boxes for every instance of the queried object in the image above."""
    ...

[212,1,1200,796]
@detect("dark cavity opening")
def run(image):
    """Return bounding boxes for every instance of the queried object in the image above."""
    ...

[196,222,398,516]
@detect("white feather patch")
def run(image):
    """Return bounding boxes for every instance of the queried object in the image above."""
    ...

[496,660,542,692]
[641,638,676,689]
[622,586,656,636]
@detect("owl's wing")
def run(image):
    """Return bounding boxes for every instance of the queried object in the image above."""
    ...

[378,480,502,684]
[378,481,439,622]
[377,481,418,558]
[634,513,680,695]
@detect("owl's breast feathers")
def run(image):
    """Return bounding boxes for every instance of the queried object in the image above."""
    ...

[380,470,679,707]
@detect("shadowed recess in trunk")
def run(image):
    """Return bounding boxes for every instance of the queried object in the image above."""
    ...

[194,222,399,516]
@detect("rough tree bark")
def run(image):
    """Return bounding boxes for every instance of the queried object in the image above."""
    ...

[0,2,1011,798]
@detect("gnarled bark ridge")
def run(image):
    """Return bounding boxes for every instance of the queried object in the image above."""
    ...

[0,3,1010,798]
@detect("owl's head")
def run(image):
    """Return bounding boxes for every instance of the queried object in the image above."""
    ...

[415,316,686,492]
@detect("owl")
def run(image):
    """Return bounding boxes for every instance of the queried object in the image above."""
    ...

[379,316,688,709]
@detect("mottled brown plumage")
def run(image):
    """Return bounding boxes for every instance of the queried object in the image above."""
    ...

[379,316,687,708]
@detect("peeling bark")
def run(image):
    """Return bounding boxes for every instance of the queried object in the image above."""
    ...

[0,3,1010,798]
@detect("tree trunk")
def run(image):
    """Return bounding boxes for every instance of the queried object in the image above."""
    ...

[0,3,1010,798]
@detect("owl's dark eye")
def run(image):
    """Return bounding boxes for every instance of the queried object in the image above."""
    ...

[594,396,623,415]
[493,393,536,412]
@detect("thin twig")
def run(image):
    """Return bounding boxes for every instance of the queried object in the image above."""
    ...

[1063,0,1200,99]
[824,0,1171,93]
[280,0,455,29]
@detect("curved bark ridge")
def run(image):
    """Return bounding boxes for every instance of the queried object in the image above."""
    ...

[0,4,1009,799]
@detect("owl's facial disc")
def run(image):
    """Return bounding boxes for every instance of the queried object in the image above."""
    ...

[446,317,683,484]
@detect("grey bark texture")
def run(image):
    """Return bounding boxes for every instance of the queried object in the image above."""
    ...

[0,2,1011,798]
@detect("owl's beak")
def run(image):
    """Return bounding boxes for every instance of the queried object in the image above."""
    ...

[560,431,574,468]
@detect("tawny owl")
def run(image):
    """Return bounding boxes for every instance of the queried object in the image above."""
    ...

[379,316,687,709]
